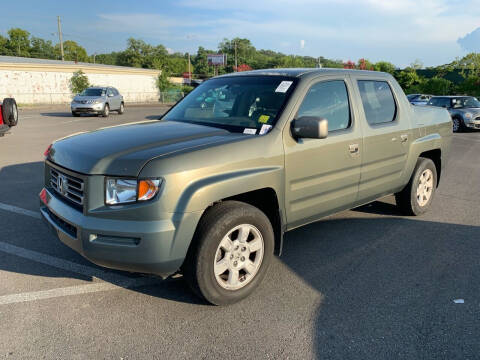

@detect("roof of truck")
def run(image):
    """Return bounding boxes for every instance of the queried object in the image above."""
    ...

[215,68,390,78]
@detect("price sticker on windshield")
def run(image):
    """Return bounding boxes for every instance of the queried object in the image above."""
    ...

[275,81,293,93]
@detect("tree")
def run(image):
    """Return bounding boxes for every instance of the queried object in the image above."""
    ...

[456,75,480,96]
[0,35,9,55]
[193,46,211,76]
[7,28,30,57]
[156,69,172,92]
[421,77,453,95]
[30,37,55,59]
[69,70,90,94]
[395,67,424,93]
[452,53,480,78]
[374,61,396,74]
[56,40,89,62]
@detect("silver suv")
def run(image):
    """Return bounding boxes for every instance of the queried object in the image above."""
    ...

[71,87,124,117]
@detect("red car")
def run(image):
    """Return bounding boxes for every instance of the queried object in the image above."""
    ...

[0,98,18,137]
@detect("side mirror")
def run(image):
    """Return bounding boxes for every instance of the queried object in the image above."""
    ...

[292,116,328,139]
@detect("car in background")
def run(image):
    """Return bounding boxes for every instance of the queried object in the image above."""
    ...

[0,98,18,137]
[71,87,124,117]
[427,95,480,132]
[407,94,433,106]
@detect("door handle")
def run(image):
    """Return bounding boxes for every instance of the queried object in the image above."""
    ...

[400,134,408,143]
[349,144,359,154]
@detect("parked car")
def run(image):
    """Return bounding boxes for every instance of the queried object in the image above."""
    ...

[427,95,480,132]
[407,94,433,106]
[41,69,452,305]
[0,98,18,137]
[71,87,124,117]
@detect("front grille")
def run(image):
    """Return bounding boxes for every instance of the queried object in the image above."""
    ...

[50,168,84,206]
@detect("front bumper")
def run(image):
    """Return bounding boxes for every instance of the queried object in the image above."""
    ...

[464,119,480,129]
[71,103,104,113]
[40,188,202,278]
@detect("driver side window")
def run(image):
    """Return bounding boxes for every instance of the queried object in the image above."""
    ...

[297,80,351,132]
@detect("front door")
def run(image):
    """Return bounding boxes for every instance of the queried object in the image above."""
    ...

[283,77,363,229]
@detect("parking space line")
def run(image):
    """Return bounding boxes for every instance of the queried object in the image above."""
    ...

[0,241,133,284]
[0,277,155,305]
[0,202,41,219]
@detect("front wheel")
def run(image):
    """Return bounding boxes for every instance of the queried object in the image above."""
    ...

[183,201,274,305]
[452,117,462,133]
[395,157,437,216]
[118,103,124,114]
[102,104,110,117]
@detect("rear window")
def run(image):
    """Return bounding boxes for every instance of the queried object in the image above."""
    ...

[427,97,450,108]
[358,80,396,125]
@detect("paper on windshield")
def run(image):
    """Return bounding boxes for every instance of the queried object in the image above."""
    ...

[275,81,293,93]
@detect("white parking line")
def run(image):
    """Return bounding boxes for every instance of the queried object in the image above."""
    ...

[0,241,130,283]
[0,277,156,306]
[0,202,41,219]
[0,242,160,305]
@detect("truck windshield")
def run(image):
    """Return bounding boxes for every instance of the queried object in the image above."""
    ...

[164,76,297,134]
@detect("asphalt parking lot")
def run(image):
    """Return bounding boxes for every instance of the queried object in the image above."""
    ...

[0,105,479,359]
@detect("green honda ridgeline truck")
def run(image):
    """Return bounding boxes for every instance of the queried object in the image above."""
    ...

[40,69,452,305]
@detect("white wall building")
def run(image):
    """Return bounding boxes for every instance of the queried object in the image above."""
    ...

[0,56,163,104]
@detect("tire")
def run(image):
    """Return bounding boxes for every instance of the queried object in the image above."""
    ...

[395,157,437,216]
[72,112,80,117]
[2,98,18,127]
[452,117,462,133]
[183,201,274,305]
[118,102,124,114]
[102,104,110,117]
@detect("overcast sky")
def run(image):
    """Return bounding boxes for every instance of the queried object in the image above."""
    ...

[2,0,480,67]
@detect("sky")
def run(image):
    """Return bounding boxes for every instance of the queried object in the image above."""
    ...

[1,0,480,68]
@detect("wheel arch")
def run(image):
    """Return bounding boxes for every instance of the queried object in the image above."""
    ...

[418,148,441,186]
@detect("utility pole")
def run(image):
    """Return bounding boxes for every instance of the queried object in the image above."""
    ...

[57,16,64,61]
[234,40,238,71]
[188,52,191,83]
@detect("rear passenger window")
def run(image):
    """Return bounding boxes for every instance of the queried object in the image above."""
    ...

[358,80,396,125]
[297,80,351,132]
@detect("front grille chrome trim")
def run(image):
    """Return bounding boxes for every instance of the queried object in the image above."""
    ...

[50,168,85,206]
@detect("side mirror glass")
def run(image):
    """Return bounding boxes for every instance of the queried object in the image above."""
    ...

[292,116,328,139]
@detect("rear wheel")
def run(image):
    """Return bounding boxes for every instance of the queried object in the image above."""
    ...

[395,157,437,216]
[183,201,274,305]
[102,104,110,117]
[2,98,18,126]
[72,112,80,117]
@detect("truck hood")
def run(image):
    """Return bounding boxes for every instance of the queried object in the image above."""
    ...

[48,120,245,176]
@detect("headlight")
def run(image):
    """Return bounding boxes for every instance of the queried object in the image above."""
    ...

[465,112,473,119]
[93,100,102,104]
[105,178,161,205]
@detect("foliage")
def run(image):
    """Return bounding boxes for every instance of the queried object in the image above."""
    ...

[69,70,90,94]
[56,40,89,62]
[3,27,480,98]
[156,69,172,92]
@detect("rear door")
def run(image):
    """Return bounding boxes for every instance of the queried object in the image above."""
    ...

[353,76,412,203]
[283,76,363,229]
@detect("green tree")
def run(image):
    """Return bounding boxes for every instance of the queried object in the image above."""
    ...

[452,53,480,78]
[7,28,30,57]
[0,35,9,55]
[69,70,90,94]
[30,37,55,59]
[374,61,396,74]
[421,77,453,95]
[156,69,172,92]
[395,67,424,93]
[56,40,89,62]
[456,75,480,96]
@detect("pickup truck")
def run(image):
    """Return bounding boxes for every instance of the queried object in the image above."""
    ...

[0,98,18,136]
[40,69,452,305]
